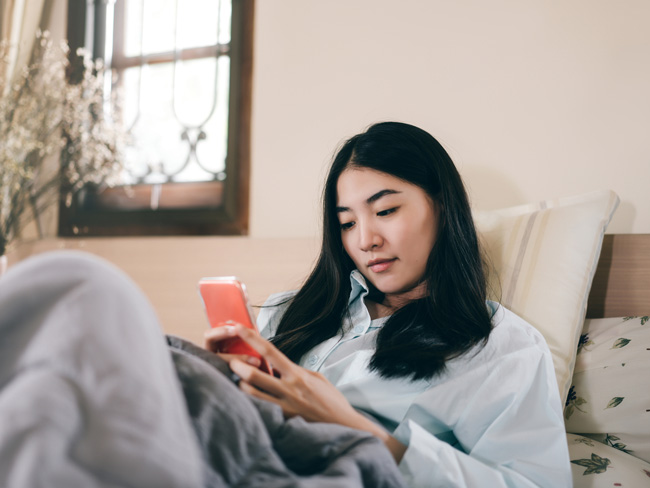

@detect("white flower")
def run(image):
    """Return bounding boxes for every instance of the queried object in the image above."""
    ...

[0,31,126,254]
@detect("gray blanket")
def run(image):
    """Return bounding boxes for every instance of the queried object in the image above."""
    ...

[168,336,405,487]
[0,250,405,488]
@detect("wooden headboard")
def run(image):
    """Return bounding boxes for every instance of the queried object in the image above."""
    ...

[586,234,650,318]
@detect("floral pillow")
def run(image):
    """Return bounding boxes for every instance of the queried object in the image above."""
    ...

[568,433,650,486]
[565,316,650,464]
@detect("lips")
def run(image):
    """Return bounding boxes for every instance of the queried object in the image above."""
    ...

[367,258,397,273]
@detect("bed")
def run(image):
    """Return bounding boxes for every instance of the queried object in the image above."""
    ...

[472,191,649,487]
[567,233,650,486]
[2,190,648,487]
[586,233,650,319]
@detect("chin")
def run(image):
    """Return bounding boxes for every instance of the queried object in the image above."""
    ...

[373,281,412,296]
[375,279,426,299]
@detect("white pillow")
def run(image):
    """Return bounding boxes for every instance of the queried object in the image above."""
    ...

[565,316,650,464]
[567,433,650,487]
[474,190,619,403]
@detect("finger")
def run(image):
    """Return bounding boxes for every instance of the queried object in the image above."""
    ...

[239,380,284,406]
[237,381,299,418]
[216,353,261,368]
[204,324,237,340]
[230,358,286,398]
[233,324,295,373]
[203,325,237,351]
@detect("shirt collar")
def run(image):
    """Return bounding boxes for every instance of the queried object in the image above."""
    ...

[349,269,370,305]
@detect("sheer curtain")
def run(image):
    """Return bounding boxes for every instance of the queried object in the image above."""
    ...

[1,0,57,244]
[0,0,48,87]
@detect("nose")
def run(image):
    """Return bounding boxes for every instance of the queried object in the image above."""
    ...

[358,220,383,252]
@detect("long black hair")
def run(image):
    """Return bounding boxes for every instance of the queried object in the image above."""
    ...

[271,122,493,380]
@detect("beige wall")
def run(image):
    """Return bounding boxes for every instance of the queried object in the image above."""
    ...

[48,0,650,238]
[250,0,650,237]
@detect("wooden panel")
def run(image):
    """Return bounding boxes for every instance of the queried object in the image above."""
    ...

[587,234,650,318]
[94,181,224,210]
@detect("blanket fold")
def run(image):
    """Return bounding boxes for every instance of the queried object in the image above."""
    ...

[0,251,405,488]
[167,336,405,488]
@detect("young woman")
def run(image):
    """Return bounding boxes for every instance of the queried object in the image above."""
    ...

[205,122,572,486]
[0,122,570,487]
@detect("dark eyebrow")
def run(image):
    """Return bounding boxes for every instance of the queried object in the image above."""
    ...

[336,189,401,213]
[367,189,400,204]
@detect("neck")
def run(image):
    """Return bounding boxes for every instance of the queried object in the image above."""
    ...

[365,299,394,320]
[365,282,427,320]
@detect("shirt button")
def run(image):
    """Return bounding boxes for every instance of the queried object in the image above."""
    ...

[353,325,364,334]
[307,355,318,366]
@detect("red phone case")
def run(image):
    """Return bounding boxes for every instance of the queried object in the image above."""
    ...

[198,277,273,374]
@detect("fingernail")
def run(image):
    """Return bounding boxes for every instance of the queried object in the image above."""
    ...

[246,356,261,367]
[223,325,235,335]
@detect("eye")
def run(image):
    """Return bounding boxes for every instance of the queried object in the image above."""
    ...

[377,207,398,217]
[340,221,355,231]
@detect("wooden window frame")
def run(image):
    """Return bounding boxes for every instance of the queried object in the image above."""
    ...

[59,0,254,237]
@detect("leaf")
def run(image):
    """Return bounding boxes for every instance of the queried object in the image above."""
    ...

[626,316,649,325]
[605,397,625,409]
[571,453,611,475]
[591,453,608,464]
[612,443,633,454]
[605,434,634,454]
[577,338,595,354]
[644,469,650,478]
[611,338,631,349]
[571,459,596,468]
[584,465,609,475]
[575,397,587,406]
[565,404,574,420]
[574,437,595,446]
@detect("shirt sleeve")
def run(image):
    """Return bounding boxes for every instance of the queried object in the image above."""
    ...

[394,344,572,487]
[255,290,296,339]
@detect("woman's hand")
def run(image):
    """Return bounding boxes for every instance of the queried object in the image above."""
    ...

[203,323,262,368]
[222,324,355,424]
[223,324,408,462]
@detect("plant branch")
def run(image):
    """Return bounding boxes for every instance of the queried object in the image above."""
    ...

[1,31,126,251]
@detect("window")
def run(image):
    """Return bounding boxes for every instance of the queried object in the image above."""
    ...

[60,0,253,236]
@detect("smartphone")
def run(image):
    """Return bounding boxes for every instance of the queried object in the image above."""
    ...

[198,276,273,374]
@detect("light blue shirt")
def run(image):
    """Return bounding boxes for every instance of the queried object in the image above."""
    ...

[257,270,572,487]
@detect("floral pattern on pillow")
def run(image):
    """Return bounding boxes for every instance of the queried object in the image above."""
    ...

[568,433,650,487]
[625,315,649,325]
[565,316,650,464]
[564,385,587,420]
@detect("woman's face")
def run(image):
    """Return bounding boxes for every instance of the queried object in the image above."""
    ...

[336,167,439,303]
